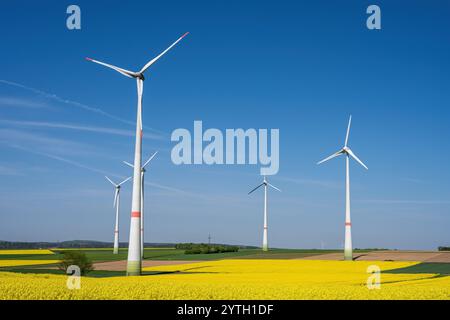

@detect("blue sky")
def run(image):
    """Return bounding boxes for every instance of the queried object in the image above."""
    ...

[0,1,449,250]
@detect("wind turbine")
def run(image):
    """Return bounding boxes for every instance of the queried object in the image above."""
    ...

[123,151,158,258]
[248,176,281,252]
[105,176,131,254]
[317,115,368,261]
[87,32,189,275]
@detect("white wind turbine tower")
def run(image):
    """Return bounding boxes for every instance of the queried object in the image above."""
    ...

[317,115,368,260]
[123,151,158,258]
[248,176,281,252]
[105,176,131,254]
[87,32,189,275]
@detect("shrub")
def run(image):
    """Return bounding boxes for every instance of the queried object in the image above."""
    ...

[58,251,94,275]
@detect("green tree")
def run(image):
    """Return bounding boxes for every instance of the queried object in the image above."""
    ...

[58,251,94,275]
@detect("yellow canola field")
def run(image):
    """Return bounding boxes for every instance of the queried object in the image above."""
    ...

[0,260,60,267]
[0,260,449,300]
[0,249,54,255]
[51,247,175,251]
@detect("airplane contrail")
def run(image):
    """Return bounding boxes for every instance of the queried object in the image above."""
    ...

[0,79,167,136]
[0,119,164,140]
[7,144,199,197]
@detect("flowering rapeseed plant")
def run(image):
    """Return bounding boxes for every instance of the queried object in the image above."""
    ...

[0,260,449,300]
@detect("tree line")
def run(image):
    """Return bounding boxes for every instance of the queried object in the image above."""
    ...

[175,243,240,254]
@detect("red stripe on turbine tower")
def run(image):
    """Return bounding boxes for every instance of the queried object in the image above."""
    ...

[131,211,141,218]
[345,222,352,226]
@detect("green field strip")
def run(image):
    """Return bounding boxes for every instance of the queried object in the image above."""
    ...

[384,262,450,275]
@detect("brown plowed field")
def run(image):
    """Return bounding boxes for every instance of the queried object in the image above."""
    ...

[298,251,450,262]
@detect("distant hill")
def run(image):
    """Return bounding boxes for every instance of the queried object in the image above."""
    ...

[0,240,174,249]
[0,240,258,250]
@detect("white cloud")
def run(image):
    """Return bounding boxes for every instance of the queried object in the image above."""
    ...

[0,119,164,140]
[0,165,22,176]
[0,128,96,157]
[274,176,341,189]
[0,97,48,109]
[5,143,207,197]
[356,199,450,205]
[0,79,167,137]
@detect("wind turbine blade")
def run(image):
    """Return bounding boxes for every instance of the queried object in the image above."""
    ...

[118,176,132,186]
[85,57,136,78]
[113,188,119,208]
[317,150,343,165]
[105,176,117,187]
[143,151,158,168]
[248,183,265,195]
[346,148,368,170]
[345,115,352,147]
[139,32,189,74]
[123,161,134,168]
[267,183,281,192]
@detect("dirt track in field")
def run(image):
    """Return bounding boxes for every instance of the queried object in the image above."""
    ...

[298,251,450,263]
[94,260,200,271]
